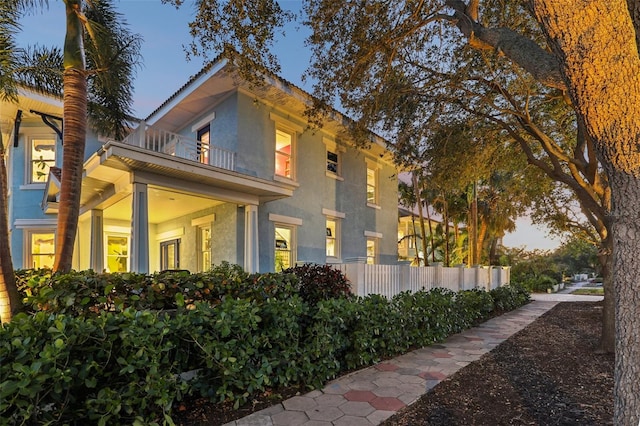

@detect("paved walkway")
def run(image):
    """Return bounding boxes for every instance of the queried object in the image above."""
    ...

[224,286,603,426]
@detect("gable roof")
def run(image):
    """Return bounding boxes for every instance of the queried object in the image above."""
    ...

[144,52,392,159]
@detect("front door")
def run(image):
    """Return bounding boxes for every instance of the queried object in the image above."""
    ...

[160,238,180,270]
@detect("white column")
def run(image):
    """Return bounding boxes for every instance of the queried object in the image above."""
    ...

[130,182,149,273]
[244,204,259,273]
[90,209,104,272]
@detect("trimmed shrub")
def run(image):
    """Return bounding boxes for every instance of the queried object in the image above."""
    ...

[282,263,352,305]
[490,283,531,312]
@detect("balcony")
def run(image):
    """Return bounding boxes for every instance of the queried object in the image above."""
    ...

[122,123,236,171]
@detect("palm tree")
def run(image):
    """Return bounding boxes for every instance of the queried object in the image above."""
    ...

[0,0,141,321]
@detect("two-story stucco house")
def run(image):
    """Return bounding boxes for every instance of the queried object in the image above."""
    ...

[2,56,399,274]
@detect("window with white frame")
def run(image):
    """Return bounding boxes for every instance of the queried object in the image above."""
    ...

[274,225,295,271]
[160,239,181,270]
[324,138,345,180]
[26,230,56,269]
[197,225,212,272]
[366,165,378,205]
[28,137,56,184]
[326,218,339,258]
[366,238,377,265]
[106,234,129,272]
[275,128,294,178]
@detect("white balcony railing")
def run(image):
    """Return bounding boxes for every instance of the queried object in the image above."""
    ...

[122,123,236,171]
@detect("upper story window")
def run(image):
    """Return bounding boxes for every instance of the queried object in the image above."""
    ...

[327,150,339,174]
[270,113,303,182]
[29,137,56,184]
[366,166,378,205]
[324,138,345,181]
[275,129,293,178]
[197,125,210,165]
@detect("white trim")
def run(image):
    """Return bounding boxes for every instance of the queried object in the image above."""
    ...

[18,87,63,108]
[146,59,228,125]
[323,137,346,152]
[364,230,383,239]
[156,227,184,241]
[326,171,345,181]
[365,158,381,169]
[269,112,304,133]
[269,213,303,226]
[322,208,346,219]
[191,214,215,227]
[14,218,57,228]
[104,225,130,234]
[191,112,216,132]
[367,202,381,210]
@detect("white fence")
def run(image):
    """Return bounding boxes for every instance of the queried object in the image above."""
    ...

[333,263,510,299]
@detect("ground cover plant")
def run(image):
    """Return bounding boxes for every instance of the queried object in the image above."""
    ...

[1,264,529,424]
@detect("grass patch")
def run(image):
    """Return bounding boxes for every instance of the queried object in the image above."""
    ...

[571,288,604,295]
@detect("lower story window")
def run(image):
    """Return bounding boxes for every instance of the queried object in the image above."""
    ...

[106,234,129,273]
[197,226,212,272]
[366,238,377,265]
[326,218,339,258]
[27,230,55,269]
[275,225,295,271]
[160,238,181,270]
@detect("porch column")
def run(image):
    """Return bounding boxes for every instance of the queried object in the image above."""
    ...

[244,204,259,273]
[130,182,149,273]
[89,209,104,272]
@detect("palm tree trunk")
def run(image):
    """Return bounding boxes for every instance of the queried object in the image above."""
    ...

[0,142,21,322]
[54,68,87,273]
[54,1,87,273]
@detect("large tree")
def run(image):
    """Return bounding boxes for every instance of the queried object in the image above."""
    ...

[299,1,636,421]
[0,0,141,321]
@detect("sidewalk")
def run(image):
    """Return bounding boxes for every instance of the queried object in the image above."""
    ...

[224,289,603,426]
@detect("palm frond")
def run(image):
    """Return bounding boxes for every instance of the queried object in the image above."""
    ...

[83,0,142,139]
[0,0,22,101]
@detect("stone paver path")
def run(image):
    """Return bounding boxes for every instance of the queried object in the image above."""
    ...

[223,299,585,426]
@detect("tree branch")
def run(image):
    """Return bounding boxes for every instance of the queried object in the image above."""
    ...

[444,0,566,90]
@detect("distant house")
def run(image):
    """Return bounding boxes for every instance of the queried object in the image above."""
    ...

[3,56,399,274]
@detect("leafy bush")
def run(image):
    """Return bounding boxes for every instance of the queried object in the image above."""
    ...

[4,266,530,423]
[282,263,352,305]
[16,263,300,316]
[519,274,556,293]
[455,288,495,328]
[490,283,531,312]
[0,310,186,425]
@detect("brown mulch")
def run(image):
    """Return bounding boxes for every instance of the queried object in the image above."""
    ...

[174,302,614,425]
[382,301,614,425]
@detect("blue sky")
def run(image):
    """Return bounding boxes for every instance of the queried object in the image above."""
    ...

[16,0,310,118]
[15,0,561,251]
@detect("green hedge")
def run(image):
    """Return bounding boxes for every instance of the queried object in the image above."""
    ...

[2,267,530,424]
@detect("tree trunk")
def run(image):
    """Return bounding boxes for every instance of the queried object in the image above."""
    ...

[609,173,640,425]
[54,1,87,273]
[530,1,640,423]
[0,142,21,322]
[54,68,87,273]
[413,174,429,266]
[597,236,615,353]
